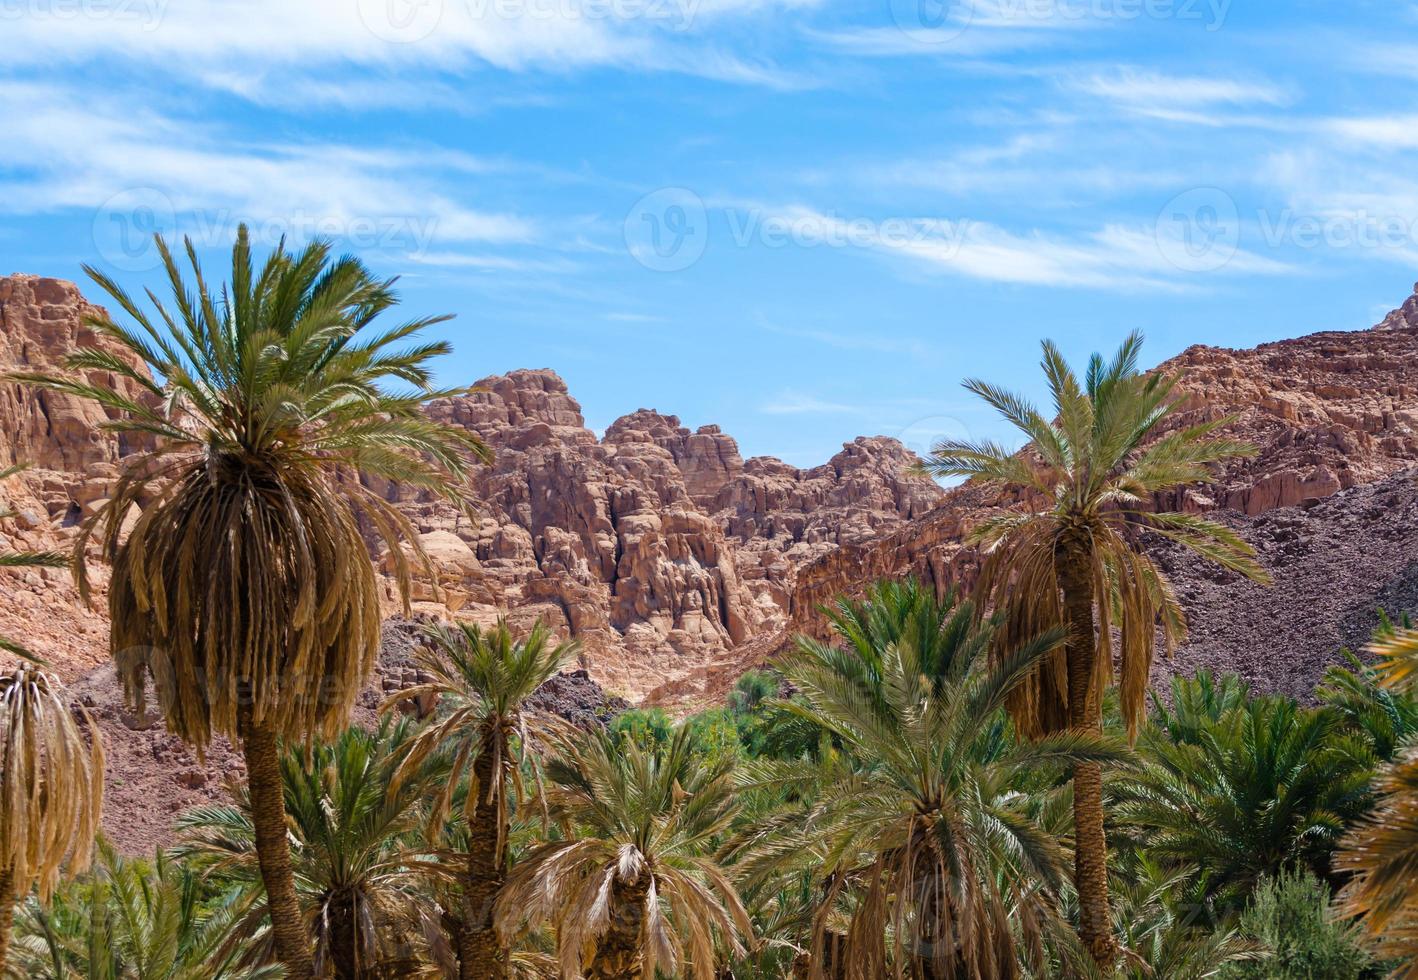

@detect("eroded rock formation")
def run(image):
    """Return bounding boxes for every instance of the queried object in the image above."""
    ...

[0,276,941,701]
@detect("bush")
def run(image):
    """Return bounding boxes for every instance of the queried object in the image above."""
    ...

[608,706,674,747]
[1220,870,1377,980]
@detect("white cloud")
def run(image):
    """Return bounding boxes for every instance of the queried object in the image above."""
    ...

[1068,68,1288,109]
[739,204,1289,291]
[0,0,816,94]
[0,82,534,252]
[1323,115,1418,150]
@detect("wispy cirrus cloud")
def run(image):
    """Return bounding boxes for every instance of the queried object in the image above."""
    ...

[1321,114,1418,150]
[737,203,1289,291]
[0,0,817,97]
[0,81,535,265]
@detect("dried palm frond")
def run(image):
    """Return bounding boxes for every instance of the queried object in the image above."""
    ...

[917,331,1269,741]
[494,727,752,980]
[0,664,103,902]
[1337,628,1418,975]
[728,585,1127,980]
[6,227,489,753]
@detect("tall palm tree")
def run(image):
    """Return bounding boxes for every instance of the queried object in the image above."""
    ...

[383,620,577,980]
[918,332,1269,965]
[729,582,1126,980]
[0,463,70,664]
[0,664,103,975]
[494,726,752,980]
[1337,628,1418,975]
[9,228,489,979]
[176,719,451,979]
[8,840,281,980]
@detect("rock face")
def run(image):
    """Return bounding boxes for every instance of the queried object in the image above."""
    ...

[1147,469,1418,701]
[9,271,1418,847]
[0,276,152,475]
[1375,282,1418,331]
[366,369,941,697]
[0,276,943,702]
[680,304,1418,705]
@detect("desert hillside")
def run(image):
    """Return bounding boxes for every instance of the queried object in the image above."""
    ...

[7,274,1418,704]
[6,271,1418,854]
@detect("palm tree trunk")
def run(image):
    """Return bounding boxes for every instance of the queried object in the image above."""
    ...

[241,715,316,980]
[459,735,507,980]
[329,889,362,980]
[1057,532,1118,969]
[0,862,15,975]
[588,878,651,980]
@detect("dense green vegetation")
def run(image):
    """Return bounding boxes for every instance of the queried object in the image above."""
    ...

[2,238,1415,977]
[6,594,1417,977]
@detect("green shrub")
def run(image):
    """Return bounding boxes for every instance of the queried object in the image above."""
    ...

[608,706,674,747]
[727,669,779,716]
[1219,870,1376,980]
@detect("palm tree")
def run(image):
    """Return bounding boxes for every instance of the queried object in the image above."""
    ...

[1117,679,1373,910]
[729,582,1128,980]
[918,332,1269,965]
[0,463,70,664]
[0,664,103,975]
[8,840,280,979]
[1318,618,1418,763]
[8,228,489,979]
[176,719,451,978]
[383,619,577,980]
[1059,859,1259,980]
[1337,627,1418,974]
[494,726,751,980]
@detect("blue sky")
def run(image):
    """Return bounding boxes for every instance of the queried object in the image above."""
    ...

[3,0,1417,466]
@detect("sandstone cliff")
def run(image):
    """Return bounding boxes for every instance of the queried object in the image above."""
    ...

[9,270,1418,851]
[0,275,941,700]
[682,307,1418,705]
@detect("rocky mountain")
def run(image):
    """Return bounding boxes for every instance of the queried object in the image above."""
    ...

[0,274,943,700]
[7,271,1418,849]
[688,295,1418,705]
